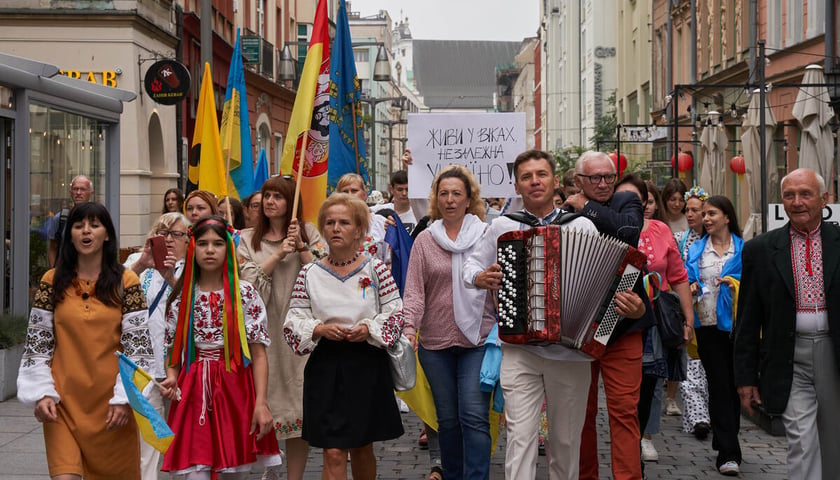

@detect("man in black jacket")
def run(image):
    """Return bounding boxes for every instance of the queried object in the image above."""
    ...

[563,151,648,480]
[564,151,644,245]
[734,168,840,480]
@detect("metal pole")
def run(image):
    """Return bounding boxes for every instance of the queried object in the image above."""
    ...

[388,122,394,179]
[200,0,212,70]
[371,105,377,191]
[759,40,767,234]
[673,88,679,178]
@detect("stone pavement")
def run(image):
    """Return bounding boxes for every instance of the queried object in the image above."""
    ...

[0,386,787,479]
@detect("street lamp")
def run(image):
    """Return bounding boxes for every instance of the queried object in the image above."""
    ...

[374,117,408,179]
[277,41,392,83]
[362,95,405,190]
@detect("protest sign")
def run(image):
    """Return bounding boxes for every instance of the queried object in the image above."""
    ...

[406,112,525,198]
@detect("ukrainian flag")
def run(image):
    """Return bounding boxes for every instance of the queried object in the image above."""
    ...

[220,29,255,200]
[116,352,174,454]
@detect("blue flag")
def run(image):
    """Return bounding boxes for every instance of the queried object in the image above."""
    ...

[254,147,269,192]
[384,215,414,297]
[328,0,370,193]
[220,28,255,199]
[116,352,174,453]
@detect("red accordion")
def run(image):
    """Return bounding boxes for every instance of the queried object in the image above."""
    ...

[496,226,646,359]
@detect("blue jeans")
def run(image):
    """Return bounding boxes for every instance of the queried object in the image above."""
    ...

[418,345,491,480]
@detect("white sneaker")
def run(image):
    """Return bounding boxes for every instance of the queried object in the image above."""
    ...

[641,438,659,462]
[664,397,682,416]
[261,466,282,480]
[719,460,740,476]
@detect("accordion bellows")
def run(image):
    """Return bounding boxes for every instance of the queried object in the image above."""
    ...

[496,226,646,359]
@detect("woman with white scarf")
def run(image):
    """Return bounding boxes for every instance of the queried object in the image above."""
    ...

[403,165,496,480]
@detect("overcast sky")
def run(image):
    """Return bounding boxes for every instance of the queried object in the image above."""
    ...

[347,0,540,41]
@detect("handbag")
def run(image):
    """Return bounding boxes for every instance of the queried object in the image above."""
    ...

[369,261,417,391]
[387,335,417,391]
[645,272,685,349]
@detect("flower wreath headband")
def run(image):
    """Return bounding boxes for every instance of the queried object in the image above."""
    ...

[168,216,251,372]
[684,185,709,202]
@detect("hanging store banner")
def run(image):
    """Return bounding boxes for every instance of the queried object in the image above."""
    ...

[144,59,191,105]
[406,112,525,199]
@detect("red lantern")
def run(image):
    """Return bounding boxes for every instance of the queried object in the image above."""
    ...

[670,152,693,172]
[608,151,627,176]
[729,155,746,175]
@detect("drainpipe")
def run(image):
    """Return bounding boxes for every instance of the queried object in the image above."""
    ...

[666,0,673,166]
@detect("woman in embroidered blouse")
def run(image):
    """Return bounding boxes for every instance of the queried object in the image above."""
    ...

[284,194,404,480]
[685,195,744,476]
[237,176,320,480]
[615,176,694,467]
[402,165,494,480]
[124,212,189,480]
[161,216,281,478]
[17,202,154,479]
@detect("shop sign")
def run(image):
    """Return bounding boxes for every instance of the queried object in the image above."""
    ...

[59,70,119,87]
[143,59,191,105]
[241,36,261,64]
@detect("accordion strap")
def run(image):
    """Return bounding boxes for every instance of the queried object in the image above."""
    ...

[503,210,582,227]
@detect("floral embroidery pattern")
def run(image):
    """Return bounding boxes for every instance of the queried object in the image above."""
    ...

[284,327,311,355]
[358,276,374,298]
[310,242,328,259]
[122,283,147,314]
[275,418,303,436]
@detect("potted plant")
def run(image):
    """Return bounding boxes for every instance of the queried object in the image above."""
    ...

[0,313,28,401]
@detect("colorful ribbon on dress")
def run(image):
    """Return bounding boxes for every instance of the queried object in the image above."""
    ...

[168,217,251,372]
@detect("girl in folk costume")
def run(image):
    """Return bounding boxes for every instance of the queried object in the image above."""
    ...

[160,216,281,479]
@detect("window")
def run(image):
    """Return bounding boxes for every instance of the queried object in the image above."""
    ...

[785,0,803,46]
[766,0,782,49]
[28,104,109,299]
[806,0,825,39]
[354,49,369,63]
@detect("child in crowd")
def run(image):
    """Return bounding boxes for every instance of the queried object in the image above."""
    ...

[161,216,282,479]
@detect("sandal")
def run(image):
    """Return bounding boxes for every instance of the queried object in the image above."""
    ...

[428,466,443,480]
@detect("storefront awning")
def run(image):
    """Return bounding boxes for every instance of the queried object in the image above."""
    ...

[0,51,135,113]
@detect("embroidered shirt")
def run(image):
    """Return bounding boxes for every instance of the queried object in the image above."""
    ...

[791,226,829,332]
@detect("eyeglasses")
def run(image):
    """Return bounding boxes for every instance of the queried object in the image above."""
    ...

[156,229,187,239]
[576,173,617,185]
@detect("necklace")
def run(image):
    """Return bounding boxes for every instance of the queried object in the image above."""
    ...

[327,252,359,267]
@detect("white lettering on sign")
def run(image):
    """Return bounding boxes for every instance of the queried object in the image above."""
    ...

[767,204,840,231]
[406,112,526,199]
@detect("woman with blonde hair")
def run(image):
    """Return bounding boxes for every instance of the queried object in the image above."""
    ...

[124,211,190,479]
[285,193,404,480]
[336,173,388,262]
[403,165,495,479]
[238,176,321,480]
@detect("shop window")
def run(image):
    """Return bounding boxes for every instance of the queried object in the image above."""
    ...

[28,103,108,299]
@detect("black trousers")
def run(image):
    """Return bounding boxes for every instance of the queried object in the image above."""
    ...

[695,326,742,467]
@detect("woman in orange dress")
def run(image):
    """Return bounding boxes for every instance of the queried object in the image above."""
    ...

[18,202,154,479]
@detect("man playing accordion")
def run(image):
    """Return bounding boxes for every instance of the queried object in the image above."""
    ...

[464,149,646,480]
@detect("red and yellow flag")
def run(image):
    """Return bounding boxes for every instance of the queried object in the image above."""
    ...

[279,0,330,224]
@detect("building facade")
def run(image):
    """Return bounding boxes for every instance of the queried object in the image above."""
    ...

[540,0,618,152]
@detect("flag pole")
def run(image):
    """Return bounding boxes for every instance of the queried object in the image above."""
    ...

[291,133,309,222]
[113,352,180,400]
[351,108,361,175]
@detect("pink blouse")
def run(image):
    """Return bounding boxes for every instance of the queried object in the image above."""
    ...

[639,219,689,289]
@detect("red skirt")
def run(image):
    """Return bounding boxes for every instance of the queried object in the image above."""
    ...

[162,353,281,473]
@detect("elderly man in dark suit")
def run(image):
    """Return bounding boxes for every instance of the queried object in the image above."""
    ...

[734,168,840,480]
[564,151,648,480]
